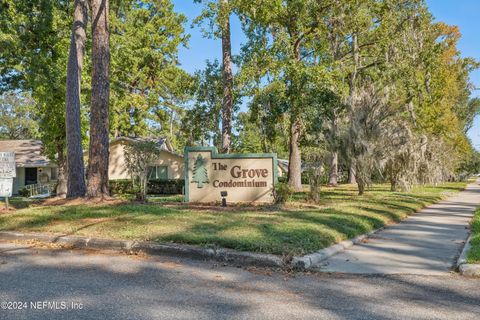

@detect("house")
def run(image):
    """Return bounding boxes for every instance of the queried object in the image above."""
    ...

[277,159,306,178]
[0,140,58,194]
[1,137,283,195]
[0,137,183,195]
[110,139,289,182]
[277,159,289,177]
[108,137,184,181]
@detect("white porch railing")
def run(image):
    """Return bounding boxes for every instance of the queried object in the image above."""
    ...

[24,182,57,198]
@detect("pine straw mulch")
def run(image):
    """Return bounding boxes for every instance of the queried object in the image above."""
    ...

[0,206,16,213]
[39,196,127,207]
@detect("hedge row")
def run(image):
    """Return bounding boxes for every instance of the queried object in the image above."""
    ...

[148,179,184,195]
[278,175,310,185]
[110,179,184,195]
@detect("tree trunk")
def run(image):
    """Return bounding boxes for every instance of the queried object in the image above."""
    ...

[357,176,365,196]
[87,0,110,198]
[348,165,356,184]
[56,148,67,198]
[329,151,338,186]
[390,178,397,192]
[65,0,88,198]
[286,26,304,192]
[309,177,321,203]
[328,115,338,186]
[347,32,359,186]
[220,0,233,154]
[287,117,302,191]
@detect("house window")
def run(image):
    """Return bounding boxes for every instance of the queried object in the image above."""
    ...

[25,168,38,186]
[148,166,168,181]
[51,168,58,180]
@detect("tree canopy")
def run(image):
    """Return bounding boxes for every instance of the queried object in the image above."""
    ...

[0,0,478,197]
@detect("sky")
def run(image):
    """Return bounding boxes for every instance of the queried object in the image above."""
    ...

[172,0,480,148]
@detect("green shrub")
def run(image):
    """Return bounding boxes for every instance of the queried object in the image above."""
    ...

[278,175,309,184]
[18,188,30,197]
[278,176,287,183]
[109,179,184,195]
[109,180,136,195]
[147,179,184,195]
[301,173,309,185]
[274,182,294,204]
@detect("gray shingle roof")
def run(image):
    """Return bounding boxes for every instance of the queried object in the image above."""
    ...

[111,136,182,156]
[113,136,170,151]
[0,140,54,167]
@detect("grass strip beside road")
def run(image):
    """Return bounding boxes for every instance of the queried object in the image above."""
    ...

[467,208,480,263]
[0,182,467,256]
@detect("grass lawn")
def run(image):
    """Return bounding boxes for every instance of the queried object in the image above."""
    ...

[0,181,467,256]
[467,208,480,263]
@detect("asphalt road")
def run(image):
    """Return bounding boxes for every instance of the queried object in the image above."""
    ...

[0,242,479,320]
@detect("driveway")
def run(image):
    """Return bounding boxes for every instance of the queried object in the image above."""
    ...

[0,242,480,319]
[317,180,480,275]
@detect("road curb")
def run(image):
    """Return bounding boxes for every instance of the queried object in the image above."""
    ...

[0,187,464,272]
[457,234,480,277]
[458,263,480,277]
[457,235,472,267]
[292,228,384,270]
[0,228,387,271]
[0,231,285,268]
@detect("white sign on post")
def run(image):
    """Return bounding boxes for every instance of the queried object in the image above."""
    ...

[0,152,15,208]
[0,178,13,197]
[0,152,16,178]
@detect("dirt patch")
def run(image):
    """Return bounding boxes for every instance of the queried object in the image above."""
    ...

[162,202,281,213]
[10,239,75,250]
[81,217,116,223]
[0,207,16,213]
[161,261,183,269]
[41,197,126,207]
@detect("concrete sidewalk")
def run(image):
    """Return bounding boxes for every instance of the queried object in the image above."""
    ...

[317,180,480,275]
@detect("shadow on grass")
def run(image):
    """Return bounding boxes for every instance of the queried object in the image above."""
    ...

[157,208,388,255]
[0,203,180,234]
[0,197,43,210]
[0,181,469,256]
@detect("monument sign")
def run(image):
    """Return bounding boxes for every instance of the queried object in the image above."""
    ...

[184,147,277,203]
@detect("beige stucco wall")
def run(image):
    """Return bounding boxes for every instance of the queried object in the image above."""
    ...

[37,167,55,184]
[186,150,275,203]
[108,142,129,180]
[108,141,184,180]
[277,165,285,177]
[151,151,184,179]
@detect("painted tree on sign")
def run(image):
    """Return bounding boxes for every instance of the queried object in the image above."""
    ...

[192,155,209,188]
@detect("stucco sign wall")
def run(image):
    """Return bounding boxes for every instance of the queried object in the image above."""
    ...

[184,147,277,203]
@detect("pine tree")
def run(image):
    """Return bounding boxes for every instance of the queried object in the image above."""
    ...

[192,155,209,188]
[66,0,88,198]
[87,0,110,198]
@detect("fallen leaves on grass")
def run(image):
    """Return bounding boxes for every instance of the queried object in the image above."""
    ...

[41,197,126,207]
